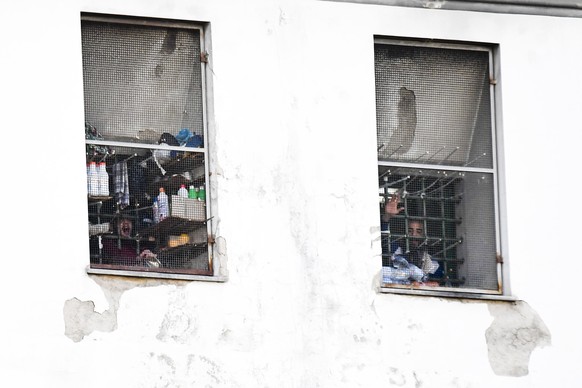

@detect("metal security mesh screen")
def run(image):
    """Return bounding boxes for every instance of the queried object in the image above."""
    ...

[375,44,493,169]
[82,20,204,142]
[87,146,209,273]
[83,15,211,276]
[376,41,500,292]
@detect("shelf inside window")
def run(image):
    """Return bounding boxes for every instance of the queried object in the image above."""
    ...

[138,216,206,240]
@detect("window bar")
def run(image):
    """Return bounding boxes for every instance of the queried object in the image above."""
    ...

[389,214,461,224]
[421,176,428,250]
[439,180,448,283]
[403,178,410,253]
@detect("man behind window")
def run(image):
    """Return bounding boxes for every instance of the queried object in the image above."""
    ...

[381,194,441,286]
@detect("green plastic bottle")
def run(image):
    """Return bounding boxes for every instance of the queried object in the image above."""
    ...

[198,185,206,201]
[188,185,198,199]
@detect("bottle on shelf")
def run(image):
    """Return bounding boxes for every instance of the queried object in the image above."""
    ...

[98,161,109,196]
[198,184,206,202]
[157,187,169,221]
[152,198,159,224]
[188,184,198,199]
[177,184,188,198]
[87,161,99,197]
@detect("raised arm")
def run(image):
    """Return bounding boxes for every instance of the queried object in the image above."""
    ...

[382,193,404,222]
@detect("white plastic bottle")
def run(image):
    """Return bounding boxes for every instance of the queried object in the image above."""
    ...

[157,187,169,221]
[98,162,109,196]
[152,199,159,224]
[177,184,188,198]
[86,163,91,193]
[87,161,99,197]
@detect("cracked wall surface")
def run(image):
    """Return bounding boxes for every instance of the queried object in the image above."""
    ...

[486,301,551,376]
[63,275,183,342]
[30,1,580,386]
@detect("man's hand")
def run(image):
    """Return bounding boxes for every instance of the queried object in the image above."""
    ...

[384,193,404,219]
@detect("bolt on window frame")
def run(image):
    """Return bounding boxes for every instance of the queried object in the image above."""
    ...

[374,36,509,298]
[82,12,221,281]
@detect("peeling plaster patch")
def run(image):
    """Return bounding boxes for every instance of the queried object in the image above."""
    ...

[63,298,116,342]
[486,301,551,377]
[64,275,185,342]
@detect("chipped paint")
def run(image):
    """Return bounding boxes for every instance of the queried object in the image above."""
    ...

[63,275,186,342]
[486,301,551,376]
[63,298,116,342]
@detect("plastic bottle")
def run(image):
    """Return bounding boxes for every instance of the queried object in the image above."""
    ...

[87,163,91,193]
[98,162,109,196]
[87,161,99,197]
[198,185,206,202]
[188,185,198,199]
[157,187,169,221]
[178,184,188,198]
[152,199,159,224]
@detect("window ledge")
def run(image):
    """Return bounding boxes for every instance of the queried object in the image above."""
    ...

[321,0,582,19]
[380,286,518,302]
[86,266,228,282]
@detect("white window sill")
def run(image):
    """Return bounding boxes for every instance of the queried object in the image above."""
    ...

[380,286,518,301]
[86,266,228,282]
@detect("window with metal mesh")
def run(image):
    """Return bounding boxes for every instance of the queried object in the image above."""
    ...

[83,14,211,276]
[375,39,501,292]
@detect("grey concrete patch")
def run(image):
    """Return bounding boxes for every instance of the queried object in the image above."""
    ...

[63,297,116,343]
[486,301,551,376]
[63,275,184,342]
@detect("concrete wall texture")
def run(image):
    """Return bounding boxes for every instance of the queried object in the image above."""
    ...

[1,0,580,387]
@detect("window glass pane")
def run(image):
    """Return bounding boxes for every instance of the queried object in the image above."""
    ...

[375,43,493,169]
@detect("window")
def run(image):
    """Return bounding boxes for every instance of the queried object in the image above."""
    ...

[83,13,214,278]
[375,38,504,295]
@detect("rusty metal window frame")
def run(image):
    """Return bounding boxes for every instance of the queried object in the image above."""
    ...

[82,13,224,282]
[375,37,513,300]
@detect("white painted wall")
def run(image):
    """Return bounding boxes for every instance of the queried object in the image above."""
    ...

[1,0,581,387]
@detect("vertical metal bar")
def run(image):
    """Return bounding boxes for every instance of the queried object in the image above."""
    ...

[439,180,448,281]
[403,178,410,253]
[421,176,428,248]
